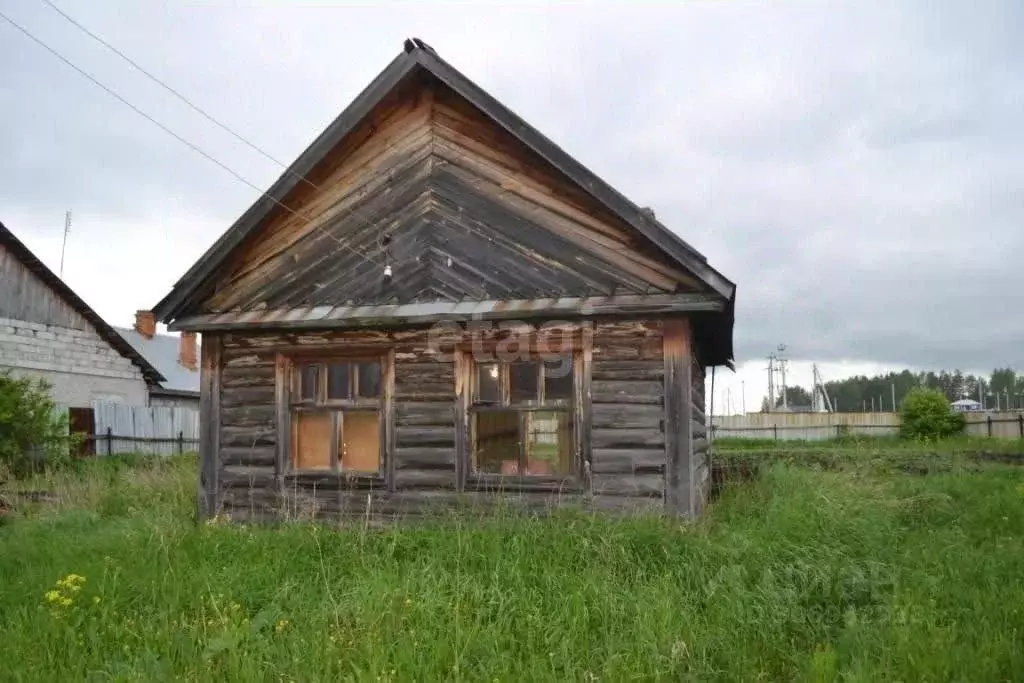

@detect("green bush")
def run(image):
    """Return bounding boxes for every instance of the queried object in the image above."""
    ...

[900,387,966,440]
[0,371,71,478]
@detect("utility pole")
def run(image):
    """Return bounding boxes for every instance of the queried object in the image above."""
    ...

[741,380,746,414]
[891,383,896,413]
[776,344,788,410]
[766,354,776,412]
[59,210,71,278]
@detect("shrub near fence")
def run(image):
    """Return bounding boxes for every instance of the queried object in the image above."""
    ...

[712,411,1024,441]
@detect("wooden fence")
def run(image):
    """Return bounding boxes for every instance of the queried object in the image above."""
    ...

[711,411,1024,441]
[88,401,200,455]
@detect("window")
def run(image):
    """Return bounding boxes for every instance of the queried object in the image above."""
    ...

[289,358,384,474]
[470,355,576,477]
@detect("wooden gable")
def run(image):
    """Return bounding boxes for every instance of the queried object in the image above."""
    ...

[153,40,735,366]
[202,77,705,314]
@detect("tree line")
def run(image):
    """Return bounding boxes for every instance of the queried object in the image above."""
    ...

[762,367,1024,413]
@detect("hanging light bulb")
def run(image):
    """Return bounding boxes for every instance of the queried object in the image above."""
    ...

[384,264,393,277]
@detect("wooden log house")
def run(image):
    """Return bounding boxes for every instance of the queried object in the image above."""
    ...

[151,38,737,523]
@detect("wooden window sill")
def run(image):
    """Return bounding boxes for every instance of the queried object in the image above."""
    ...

[466,472,584,494]
[285,471,386,489]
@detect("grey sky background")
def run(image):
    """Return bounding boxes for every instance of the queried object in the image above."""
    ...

[2,0,1021,413]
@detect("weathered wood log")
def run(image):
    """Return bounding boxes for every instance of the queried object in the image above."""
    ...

[591,473,664,498]
[590,448,665,474]
[591,403,663,430]
[591,361,664,382]
[220,426,276,448]
[395,425,455,447]
[220,446,276,467]
[394,447,456,469]
[591,429,665,449]
[592,380,663,404]
[395,402,455,426]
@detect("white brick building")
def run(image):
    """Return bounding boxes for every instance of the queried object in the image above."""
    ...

[0,221,164,407]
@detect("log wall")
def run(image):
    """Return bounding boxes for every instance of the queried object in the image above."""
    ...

[203,318,705,523]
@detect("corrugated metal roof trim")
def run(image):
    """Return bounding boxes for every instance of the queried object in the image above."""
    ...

[0,221,165,384]
[168,294,726,332]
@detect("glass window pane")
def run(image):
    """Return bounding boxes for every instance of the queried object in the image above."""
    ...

[525,411,574,476]
[299,364,319,401]
[543,356,574,400]
[509,361,540,403]
[292,411,332,470]
[340,411,380,473]
[476,363,501,403]
[327,362,351,399]
[357,362,382,398]
[474,410,520,474]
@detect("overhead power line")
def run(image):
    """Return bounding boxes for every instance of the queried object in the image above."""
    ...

[39,0,316,191]
[0,6,384,269]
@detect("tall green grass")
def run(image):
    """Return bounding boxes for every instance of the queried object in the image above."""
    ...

[1,452,1023,681]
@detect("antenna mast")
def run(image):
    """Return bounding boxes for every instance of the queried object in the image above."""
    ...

[776,344,788,410]
[59,210,72,278]
[812,364,834,413]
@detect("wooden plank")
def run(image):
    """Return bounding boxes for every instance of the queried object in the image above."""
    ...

[592,429,665,449]
[592,380,663,404]
[590,448,665,474]
[591,403,663,430]
[394,447,457,469]
[663,318,694,517]
[395,402,455,426]
[220,425,276,448]
[384,348,396,492]
[220,386,275,408]
[274,354,290,487]
[454,350,470,492]
[591,361,664,382]
[221,365,276,388]
[394,469,458,490]
[578,328,593,489]
[221,446,276,467]
[198,333,222,520]
[395,426,456,446]
[591,473,664,498]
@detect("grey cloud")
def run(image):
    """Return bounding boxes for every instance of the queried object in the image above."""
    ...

[1,0,1021,375]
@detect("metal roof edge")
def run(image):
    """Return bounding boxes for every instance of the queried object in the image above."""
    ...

[0,221,166,384]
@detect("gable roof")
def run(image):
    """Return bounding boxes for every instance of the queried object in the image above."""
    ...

[152,37,736,323]
[0,221,165,384]
[113,326,200,396]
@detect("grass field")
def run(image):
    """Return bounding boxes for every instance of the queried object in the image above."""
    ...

[2,442,1024,682]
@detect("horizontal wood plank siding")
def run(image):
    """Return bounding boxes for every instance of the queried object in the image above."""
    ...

[586,321,664,502]
[213,320,682,522]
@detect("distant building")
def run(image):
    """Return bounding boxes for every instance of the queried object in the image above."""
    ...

[951,398,982,412]
[0,220,162,408]
[114,311,200,408]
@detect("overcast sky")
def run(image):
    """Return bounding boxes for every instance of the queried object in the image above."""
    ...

[2,0,1021,414]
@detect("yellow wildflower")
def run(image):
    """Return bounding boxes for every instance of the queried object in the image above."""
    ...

[275,619,289,633]
[45,590,61,603]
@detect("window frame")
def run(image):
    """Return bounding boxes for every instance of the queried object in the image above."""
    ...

[464,351,583,487]
[278,350,393,485]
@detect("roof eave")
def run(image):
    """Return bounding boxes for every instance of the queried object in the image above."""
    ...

[0,221,166,384]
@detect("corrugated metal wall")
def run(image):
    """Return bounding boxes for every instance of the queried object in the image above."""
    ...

[712,411,1024,441]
